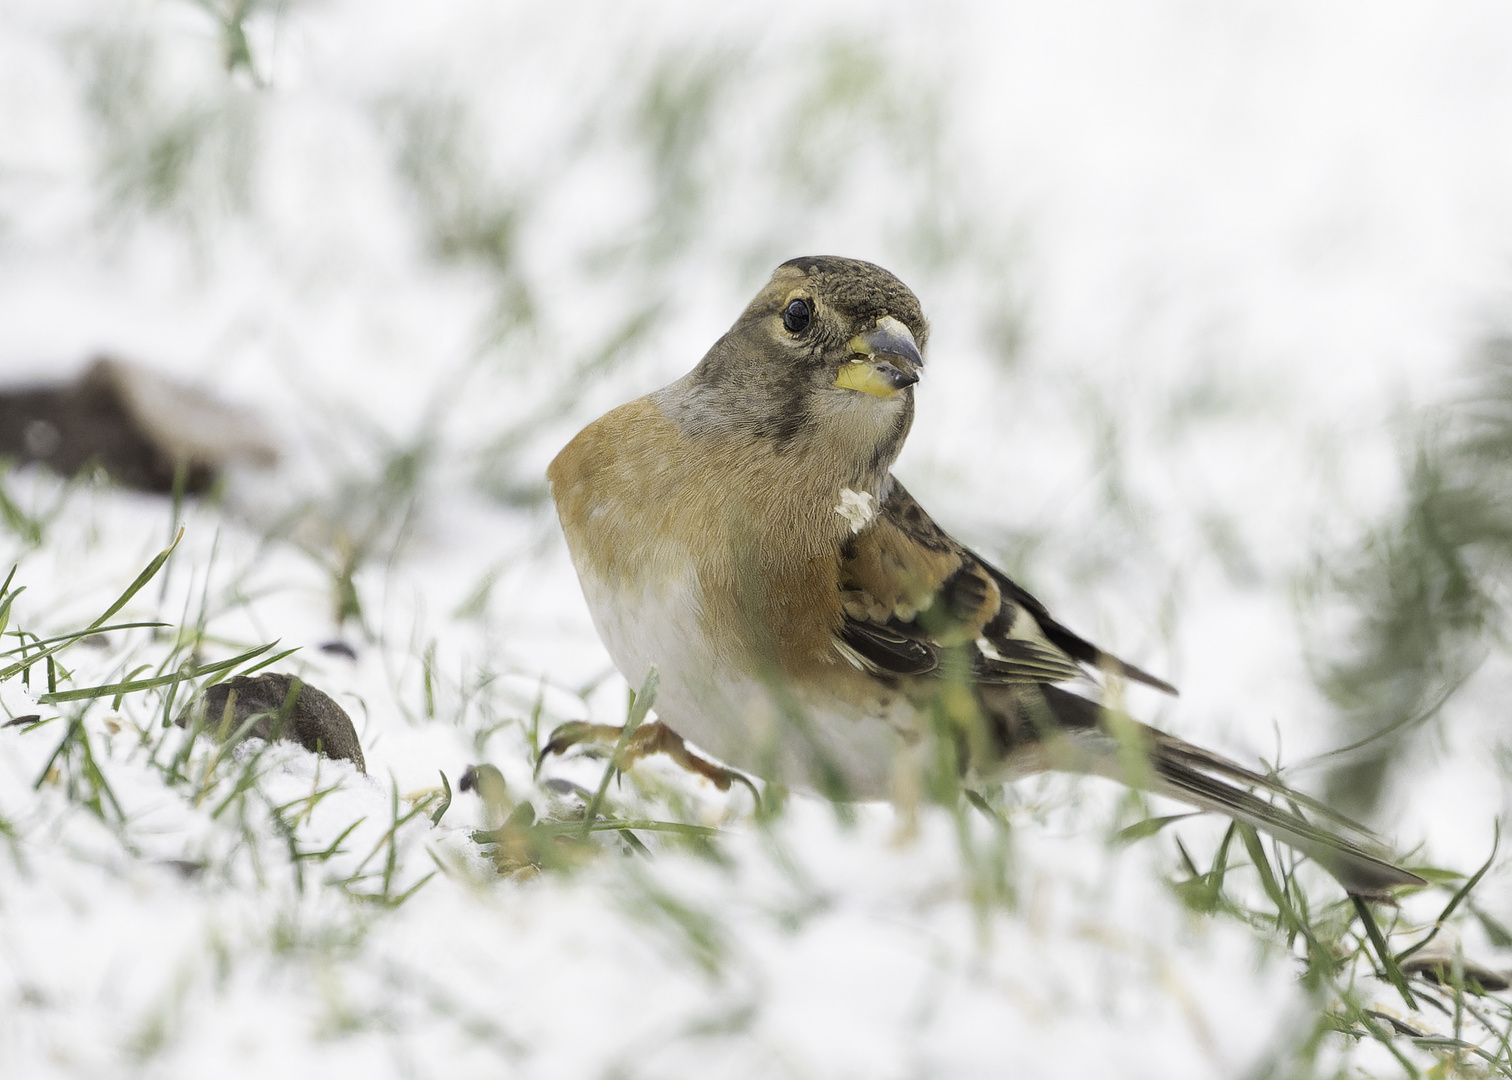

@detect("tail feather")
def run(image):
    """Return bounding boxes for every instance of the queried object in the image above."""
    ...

[1149,734,1379,836]
[999,685,1424,898]
[1145,734,1424,897]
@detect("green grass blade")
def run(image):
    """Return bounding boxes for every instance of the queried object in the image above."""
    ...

[88,527,183,631]
[580,666,658,834]
[430,770,453,826]
[0,622,167,682]
[1396,823,1498,965]
[38,641,275,703]
[1353,895,1418,1011]
[1112,813,1196,846]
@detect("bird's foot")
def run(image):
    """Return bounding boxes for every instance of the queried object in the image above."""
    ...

[539,720,760,803]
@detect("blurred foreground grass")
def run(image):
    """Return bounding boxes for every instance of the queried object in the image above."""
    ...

[1,501,1509,1077]
[1312,339,1512,823]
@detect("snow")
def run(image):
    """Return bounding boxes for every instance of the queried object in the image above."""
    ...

[1,1,1510,1076]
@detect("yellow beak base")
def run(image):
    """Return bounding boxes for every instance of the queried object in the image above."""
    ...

[834,360,909,398]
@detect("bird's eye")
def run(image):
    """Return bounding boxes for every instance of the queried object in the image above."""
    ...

[782,299,812,334]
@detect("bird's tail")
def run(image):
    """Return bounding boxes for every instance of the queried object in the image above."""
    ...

[1000,685,1425,898]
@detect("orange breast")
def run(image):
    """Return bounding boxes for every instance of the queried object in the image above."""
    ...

[548,398,850,681]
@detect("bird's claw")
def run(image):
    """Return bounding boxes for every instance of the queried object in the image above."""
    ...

[538,719,760,805]
[536,720,606,775]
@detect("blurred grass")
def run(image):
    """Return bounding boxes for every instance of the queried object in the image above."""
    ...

[189,0,276,84]
[1309,336,1512,817]
[626,51,735,266]
[78,24,257,229]
[385,92,534,333]
[4,456,1510,1073]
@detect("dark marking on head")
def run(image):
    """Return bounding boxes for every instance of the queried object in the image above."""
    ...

[755,364,814,449]
[769,256,928,350]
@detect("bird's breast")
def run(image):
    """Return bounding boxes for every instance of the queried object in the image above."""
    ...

[548,397,857,679]
[548,396,923,795]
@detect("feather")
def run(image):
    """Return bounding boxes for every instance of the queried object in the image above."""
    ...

[837,481,1168,692]
[1002,684,1424,897]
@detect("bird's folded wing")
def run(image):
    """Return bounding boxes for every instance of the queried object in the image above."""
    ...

[978,561,1178,694]
[836,480,1175,693]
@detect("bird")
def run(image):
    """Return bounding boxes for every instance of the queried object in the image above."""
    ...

[546,255,1422,898]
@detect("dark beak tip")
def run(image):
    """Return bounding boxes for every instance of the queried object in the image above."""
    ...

[878,360,920,390]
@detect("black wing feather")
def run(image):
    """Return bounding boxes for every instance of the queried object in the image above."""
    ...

[978,561,1178,695]
[836,478,1176,694]
[838,612,1084,685]
[836,619,937,677]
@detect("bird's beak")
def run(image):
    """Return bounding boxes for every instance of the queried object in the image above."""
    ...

[835,316,923,398]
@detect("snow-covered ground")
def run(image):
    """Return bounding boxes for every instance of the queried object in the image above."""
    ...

[2,2,1511,1076]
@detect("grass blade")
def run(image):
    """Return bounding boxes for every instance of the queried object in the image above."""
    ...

[1112,813,1196,846]
[38,641,276,703]
[580,666,658,835]
[1353,895,1418,1011]
[1396,823,1499,965]
[88,528,184,634]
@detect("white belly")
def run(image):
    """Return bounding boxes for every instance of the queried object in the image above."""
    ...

[576,568,910,800]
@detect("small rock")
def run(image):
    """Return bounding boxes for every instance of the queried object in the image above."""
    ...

[0,356,277,494]
[180,672,365,772]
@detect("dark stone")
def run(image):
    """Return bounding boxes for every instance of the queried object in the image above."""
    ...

[182,673,365,772]
[0,356,276,494]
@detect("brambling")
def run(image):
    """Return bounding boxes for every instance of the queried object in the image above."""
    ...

[547,255,1421,897]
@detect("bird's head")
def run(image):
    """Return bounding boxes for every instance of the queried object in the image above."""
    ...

[668,256,929,478]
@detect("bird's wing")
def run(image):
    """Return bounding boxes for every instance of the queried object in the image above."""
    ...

[838,483,1419,897]
[836,480,1176,694]
[976,560,1177,694]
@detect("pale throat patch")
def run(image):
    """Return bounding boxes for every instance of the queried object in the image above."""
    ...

[834,487,876,533]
